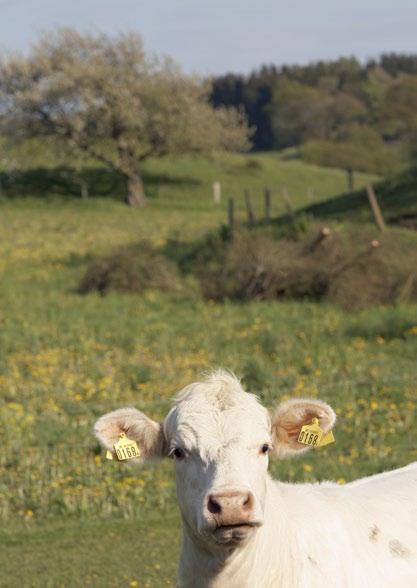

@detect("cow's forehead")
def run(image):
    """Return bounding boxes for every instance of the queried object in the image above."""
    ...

[163,371,270,449]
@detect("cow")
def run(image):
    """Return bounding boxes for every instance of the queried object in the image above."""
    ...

[94,370,417,587]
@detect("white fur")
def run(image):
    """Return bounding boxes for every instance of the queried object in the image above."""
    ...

[94,370,417,588]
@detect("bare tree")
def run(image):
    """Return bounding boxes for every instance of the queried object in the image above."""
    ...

[0,29,250,207]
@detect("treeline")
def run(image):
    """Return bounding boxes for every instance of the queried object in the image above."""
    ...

[210,54,417,175]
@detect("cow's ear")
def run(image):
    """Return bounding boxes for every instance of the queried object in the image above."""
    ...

[94,407,167,461]
[270,398,336,458]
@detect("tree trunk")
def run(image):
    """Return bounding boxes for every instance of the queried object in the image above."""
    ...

[126,172,147,207]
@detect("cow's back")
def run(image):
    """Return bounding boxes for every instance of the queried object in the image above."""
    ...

[266,466,417,588]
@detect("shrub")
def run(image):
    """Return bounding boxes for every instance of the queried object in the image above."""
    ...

[182,224,417,309]
[79,242,180,295]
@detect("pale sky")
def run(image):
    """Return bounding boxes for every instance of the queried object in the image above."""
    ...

[0,0,416,75]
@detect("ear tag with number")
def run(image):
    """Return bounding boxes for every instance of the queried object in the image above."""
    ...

[113,432,141,461]
[297,418,323,447]
[297,418,335,448]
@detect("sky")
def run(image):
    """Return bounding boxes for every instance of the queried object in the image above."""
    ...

[0,0,416,75]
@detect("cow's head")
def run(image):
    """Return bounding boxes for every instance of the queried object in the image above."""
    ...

[94,371,335,549]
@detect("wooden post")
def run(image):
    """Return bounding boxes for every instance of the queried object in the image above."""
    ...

[397,272,415,304]
[264,188,271,223]
[213,181,221,204]
[228,197,234,234]
[366,185,386,232]
[281,187,295,219]
[347,169,354,191]
[244,189,255,227]
[307,227,331,253]
[80,179,89,199]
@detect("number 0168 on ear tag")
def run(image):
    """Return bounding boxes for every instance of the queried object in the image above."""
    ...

[113,432,141,461]
[298,418,323,447]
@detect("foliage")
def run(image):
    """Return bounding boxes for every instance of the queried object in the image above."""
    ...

[301,126,403,176]
[210,54,417,173]
[79,242,180,295]
[0,29,250,207]
[172,224,417,309]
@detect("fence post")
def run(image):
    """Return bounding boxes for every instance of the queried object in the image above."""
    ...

[281,187,295,219]
[213,181,221,204]
[244,189,255,227]
[366,185,386,232]
[397,272,415,304]
[264,188,271,223]
[347,169,354,191]
[228,197,235,234]
[307,227,331,253]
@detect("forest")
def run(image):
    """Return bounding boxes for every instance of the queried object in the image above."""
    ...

[210,54,417,175]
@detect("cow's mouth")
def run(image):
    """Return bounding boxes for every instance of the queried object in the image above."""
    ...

[213,522,260,544]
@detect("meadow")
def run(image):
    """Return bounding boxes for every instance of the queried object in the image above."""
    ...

[0,152,416,587]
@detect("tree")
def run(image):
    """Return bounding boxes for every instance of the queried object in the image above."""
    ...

[301,125,403,187]
[268,80,332,148]
[0,29,250,207]
[379,75,417,142]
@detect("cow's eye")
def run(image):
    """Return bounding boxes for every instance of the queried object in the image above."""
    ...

[260,443,271,455]
[170,447,185,460]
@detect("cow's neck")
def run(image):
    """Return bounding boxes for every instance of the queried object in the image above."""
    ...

[178,477,296,588]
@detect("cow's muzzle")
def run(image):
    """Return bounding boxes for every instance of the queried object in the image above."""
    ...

[204,489,262,544]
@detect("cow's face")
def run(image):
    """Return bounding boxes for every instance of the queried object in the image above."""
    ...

[95,371,335,549]
[163,376,271,547]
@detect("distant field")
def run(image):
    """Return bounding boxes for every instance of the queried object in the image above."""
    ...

[0,154,415,587]
[0,150,378,218]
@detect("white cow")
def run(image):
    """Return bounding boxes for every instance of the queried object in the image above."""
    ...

[94,370,417,588]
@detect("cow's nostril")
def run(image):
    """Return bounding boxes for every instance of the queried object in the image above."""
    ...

[207,495,222,514]
[243,492,254,511]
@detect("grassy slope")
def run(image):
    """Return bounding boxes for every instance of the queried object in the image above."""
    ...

[296,167,417,223]
[1,150,378,217]
[0,516,180,588]
[0,153,415,587]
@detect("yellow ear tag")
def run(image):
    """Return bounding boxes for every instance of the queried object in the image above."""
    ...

[106,450,114,461]
[297,418,323,447]
[319,430,335,447]
[113,432,141,461]
[298,418,335,448]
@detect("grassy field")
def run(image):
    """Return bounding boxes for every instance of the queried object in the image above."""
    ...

[298,166,417,224]
[0,153,415,587]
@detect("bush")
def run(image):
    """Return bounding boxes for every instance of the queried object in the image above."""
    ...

[79,242,180,295]
[79,224,417,310]
[181,224,417,309]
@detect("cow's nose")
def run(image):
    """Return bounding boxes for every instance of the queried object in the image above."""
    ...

[207,490,254,516]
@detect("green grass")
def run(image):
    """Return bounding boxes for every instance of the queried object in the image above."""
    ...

[297,167,417,223]
[0,515,180,587]
[0,150,378,218]
[0,153,414,587]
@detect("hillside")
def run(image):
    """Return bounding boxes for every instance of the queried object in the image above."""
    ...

[293,167,417,225]
[0,151,377,217]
